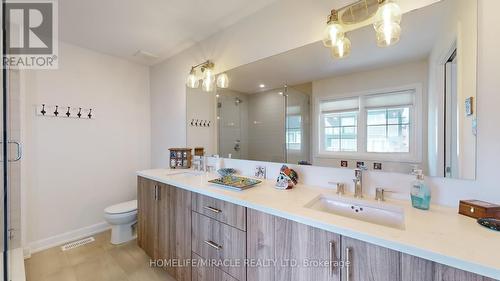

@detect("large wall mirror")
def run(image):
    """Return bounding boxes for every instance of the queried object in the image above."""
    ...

[187,0,477,180]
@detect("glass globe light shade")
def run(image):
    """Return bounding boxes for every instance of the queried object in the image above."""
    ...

[322,22,345,48]
[216,73,229,88]
[375,21,401,47]
[186,69,199,88]
[331,37,351,59]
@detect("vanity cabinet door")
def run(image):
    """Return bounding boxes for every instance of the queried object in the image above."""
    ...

[275,217,341,281]
[137,177,158,258]
[157,183,192,281]
[247,209,341,281]
[434,263,498,281]
[341,236,401,281]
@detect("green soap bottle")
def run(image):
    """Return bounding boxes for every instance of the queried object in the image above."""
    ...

[410,169,431,210]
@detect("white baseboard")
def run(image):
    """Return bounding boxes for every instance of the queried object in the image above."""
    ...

[26,221,111,256]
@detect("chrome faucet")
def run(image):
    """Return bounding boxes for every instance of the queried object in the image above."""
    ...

[353,165,367,198]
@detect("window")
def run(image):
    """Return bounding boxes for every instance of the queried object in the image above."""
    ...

[367,107,410,152]
[323,112,357,152]
[318,87,420,161]
[319,97,359,153]
[286,115,302,150]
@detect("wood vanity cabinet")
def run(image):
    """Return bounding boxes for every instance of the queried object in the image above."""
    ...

[247,209,341,281]
[137,176,157,258]
[138,177,497,281]
[401,254,497,281]
[341,236,401,281]
[137,177,192,281]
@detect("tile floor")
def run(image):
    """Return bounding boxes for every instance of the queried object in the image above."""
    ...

[25,231,174,281]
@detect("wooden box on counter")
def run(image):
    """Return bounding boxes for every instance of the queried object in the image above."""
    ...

[169,148,192,169]
[459,200,500,219]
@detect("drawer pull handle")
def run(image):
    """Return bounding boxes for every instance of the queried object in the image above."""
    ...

[345,247,352,281]
[204,206,222,214]
[329,241,338,276]
[204,240,222,250]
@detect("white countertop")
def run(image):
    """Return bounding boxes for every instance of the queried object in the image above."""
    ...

[137,169,500,280]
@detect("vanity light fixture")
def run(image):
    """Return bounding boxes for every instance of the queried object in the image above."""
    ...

[186,60,229,92]
[322,0,402,58]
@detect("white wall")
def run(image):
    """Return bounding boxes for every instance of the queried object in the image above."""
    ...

[427,0,477,179]
[151,0,500,207]
[23,42,150,252]
[186,87,217,155]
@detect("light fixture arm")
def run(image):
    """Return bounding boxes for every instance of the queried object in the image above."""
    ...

[190,60,214,73]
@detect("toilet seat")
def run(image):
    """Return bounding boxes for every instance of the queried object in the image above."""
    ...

[105,200,137,215]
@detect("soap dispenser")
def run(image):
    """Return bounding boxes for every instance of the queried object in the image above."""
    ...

[410,169,431,210]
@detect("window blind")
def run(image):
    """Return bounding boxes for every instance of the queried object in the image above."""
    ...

[320,97,359,114]
[364,89,415,108]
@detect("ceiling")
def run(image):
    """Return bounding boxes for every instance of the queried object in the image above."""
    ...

[58,0,278,65]
[225,0,445,94]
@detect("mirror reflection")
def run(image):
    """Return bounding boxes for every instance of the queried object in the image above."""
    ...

[187,0,477,180]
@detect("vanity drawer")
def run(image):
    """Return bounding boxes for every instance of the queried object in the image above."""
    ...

[192,253,239,281]
[192,193,246,231]
[192,212,246,281]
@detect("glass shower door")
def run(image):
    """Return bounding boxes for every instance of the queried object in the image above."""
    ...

[2,12,23,279]
[218,94,244,159]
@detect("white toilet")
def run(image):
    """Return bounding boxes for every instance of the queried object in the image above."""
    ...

[104,200,138,245]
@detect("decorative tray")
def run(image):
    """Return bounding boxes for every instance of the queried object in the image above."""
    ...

[208,175,262,191]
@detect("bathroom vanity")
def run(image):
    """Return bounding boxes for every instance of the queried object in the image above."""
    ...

[136,170,500,281]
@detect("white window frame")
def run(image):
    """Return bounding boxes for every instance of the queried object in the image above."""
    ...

[316,84,423,163]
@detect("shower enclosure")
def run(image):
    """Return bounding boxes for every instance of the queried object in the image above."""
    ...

[217,85,311,164]
[2,14,24,281]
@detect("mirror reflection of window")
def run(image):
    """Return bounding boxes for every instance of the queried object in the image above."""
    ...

[286,114,302,151]
[318,89,418,160]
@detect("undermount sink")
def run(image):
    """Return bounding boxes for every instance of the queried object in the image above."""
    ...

[167,171,204,177]
[305,195,405,230]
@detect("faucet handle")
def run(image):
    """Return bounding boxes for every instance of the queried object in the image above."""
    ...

[328,182,346,195]
[375,188,397,201]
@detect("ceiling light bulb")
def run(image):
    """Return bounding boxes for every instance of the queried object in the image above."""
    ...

[373,0,402,47]
[202,77,215,92]
[375,21,401,47]
[216,73,229,88]
[186,69,199,88]
[259,84,265,88]
[203,68,215,83]
[322,10,345,48]
[331,37,351,59]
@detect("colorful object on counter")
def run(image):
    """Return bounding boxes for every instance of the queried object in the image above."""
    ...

[410,168,431,210]
[208,175,262,191]
[275,165,299,190]
[217,168,237,177]
[169,148,192,169]
[459,200,500,219]
[477,218,500,232]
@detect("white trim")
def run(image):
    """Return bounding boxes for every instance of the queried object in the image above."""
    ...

[26,221,110,255]
[315,83,423,163]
